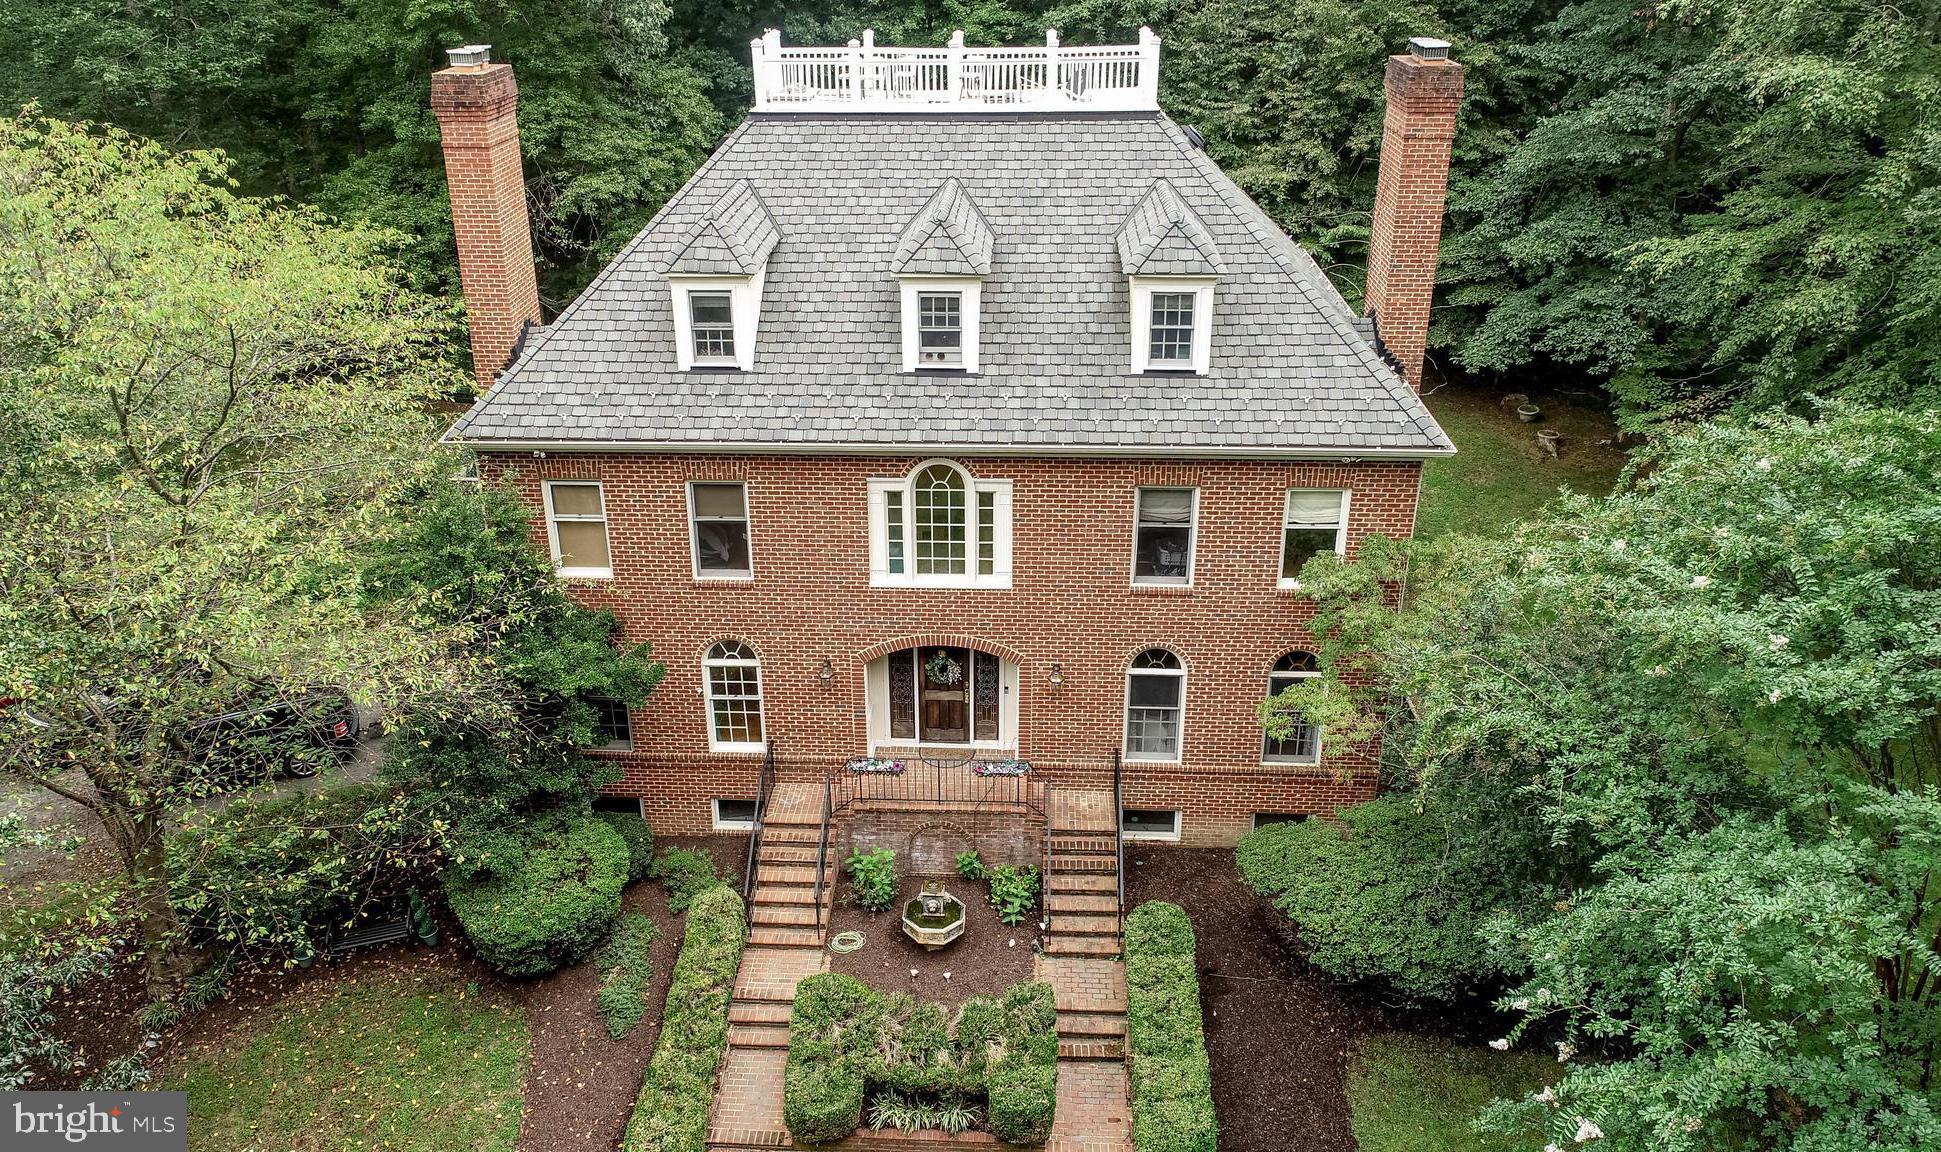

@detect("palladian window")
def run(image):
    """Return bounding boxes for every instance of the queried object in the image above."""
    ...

[869,460,1011,588]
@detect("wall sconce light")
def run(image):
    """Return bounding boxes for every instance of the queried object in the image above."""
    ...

[817,658,834,682]
[1047,663,1064,686]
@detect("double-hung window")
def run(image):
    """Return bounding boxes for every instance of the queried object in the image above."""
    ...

[588,697,632,751]
[1124,648,1185,762]
[1148,294,1195,366]
[1129,278,1214,374]
[703,641,764,752]
[917,292,963,367]
[688,293,736,364]
[544,481,613,578]
[689,482,752,578]
[1280,490,1349,588]
[869,460,1010,588]
[1132,487,1196,585]
[1263,651,1321,765]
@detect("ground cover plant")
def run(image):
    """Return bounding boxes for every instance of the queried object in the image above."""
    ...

[784,973,1058,1145]
[1347,1033,1556,1152]
[621,885,746,1152]
[443,812,629,977]
[1123,902,1217,1152]
[167,966,527,1152]
[597,912,661,1040]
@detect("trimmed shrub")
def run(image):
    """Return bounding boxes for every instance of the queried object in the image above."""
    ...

[597,913,661,1039]
[1124,901,1216,1152]
[650,847,723,914]
[596,811,656,883]
[784,973,1057,1145]
[622,885,746,1152]
[444,814,628,977]
[1235,797,1536,1001]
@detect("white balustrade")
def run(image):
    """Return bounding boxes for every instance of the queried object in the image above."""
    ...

[749,27,1162,113]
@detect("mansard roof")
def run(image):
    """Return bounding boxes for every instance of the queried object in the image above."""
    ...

[1116,179,1224,277]
[660,179,778,276]
[448,113,1451,457]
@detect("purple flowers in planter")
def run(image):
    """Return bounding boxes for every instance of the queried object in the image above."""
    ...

[846,757,906,775]
[973,759,1031,777]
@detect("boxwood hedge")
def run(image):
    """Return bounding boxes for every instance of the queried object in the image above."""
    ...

[443,812,629,977]
[784,973,1058,1144]
[1125,901,1217,1152]
[621,885,746,1152]
[595,809,656,883]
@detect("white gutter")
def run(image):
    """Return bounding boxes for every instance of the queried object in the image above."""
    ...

[436,433,1455,461]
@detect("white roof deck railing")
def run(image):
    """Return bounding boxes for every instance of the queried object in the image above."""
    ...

[749,28,1162,113]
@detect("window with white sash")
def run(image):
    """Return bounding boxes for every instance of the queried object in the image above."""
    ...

[689,482,752,579]
[543,481,613,578]
[1280,489,1349,588]
[1124,648,1185,762]
[868,460,1010,588]
[703,640,765,752]
[1262,651,1322,765]
[1132,487,1196,585]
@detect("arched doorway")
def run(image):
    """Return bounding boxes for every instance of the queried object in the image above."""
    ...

[864,644,1017,751]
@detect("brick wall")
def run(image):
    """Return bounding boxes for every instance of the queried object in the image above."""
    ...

[1363,51,1463,391]
[431,61,544,389]
[482,451,1421,846]
[841,811,1043,875]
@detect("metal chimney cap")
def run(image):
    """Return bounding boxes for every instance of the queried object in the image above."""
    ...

[446,44,493,68]
[1408,36,1452,60]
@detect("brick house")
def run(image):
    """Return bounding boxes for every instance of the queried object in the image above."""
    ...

[433,30,1462,848]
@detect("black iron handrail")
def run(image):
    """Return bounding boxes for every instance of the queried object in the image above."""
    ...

[741,741,778,934]
[812,772,832,934]
[827,755,1047,817]
[1112,747,1125,939]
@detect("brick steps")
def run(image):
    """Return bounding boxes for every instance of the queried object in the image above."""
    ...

[1057,1012,1126,1039]
[754,884,827,907]
[755,864,820,885]
[758,844,821,864]
[1050,853,1117,874]
[726,1023,790,1049]
[751,904,820,928]
[1057,1037,1125,1061]
[749,926,825,948]
[1048,873,1116,894]
[1049,913,1118,936]
[729,1001,793,1026]
[1049,834,1115,853]
[1044,935,1121,957]
[761,826,821,845]
[1046,893,1118,914]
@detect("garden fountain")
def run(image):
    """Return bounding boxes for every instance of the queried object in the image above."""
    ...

[902,882,966,950]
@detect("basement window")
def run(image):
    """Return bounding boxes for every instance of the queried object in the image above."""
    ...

[1120,808,1182,842]
[712,798,762,830]
[593,795,645,816]
[1252,813,1309,830]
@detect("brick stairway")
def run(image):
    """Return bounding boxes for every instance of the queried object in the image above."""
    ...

[1040,786,1132,1152]
[707,782,831,1149]
[1044,788,1122,961]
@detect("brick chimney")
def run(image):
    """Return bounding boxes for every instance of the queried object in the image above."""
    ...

[1364,37,1463,391]
[431,45,542,389]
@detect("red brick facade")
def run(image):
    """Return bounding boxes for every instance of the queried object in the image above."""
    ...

[482,451,1422,846]
[431,60,544,389]
[1363,50,1464,390]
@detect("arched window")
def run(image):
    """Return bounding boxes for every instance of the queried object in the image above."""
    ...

[869,460,1011,587]
[1124,648,1185,762]
[703,640,764,752]
[1263,651,1320,764]
[912,464,967,575]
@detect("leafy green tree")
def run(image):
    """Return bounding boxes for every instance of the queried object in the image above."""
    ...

[0,114,470,994]
[1278,404,1941,1146]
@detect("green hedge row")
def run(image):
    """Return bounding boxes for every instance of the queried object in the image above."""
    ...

[783,973,1058,1145]
[443,812,629,977]
[1124,901,1217,1152]
[621,885,747,1152]
[595,810,656,882]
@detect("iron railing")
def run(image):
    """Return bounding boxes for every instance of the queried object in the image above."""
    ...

[825,752,1047,818]
[812,772,832,934]
[741,741,778,932]
[1112,748,1126,938]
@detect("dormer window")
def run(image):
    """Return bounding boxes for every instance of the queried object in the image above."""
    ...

[1117,179,1224,375]
[893,179,993,374]
[659,179,777,373]
[688,293,736,364]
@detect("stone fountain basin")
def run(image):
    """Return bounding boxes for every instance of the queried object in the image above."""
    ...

[902,891,966,950]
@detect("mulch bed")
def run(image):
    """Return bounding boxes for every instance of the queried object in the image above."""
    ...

[824,876,1036,1007]
[1123,846,1402,1152]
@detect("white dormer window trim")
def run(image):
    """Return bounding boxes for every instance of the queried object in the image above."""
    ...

[899,278,982,374]
[669,274,764,371]
[867,458,1011,589]
[1129,276,1215,375]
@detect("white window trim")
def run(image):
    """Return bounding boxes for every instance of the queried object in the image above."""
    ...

[1129,486,1199,588]
[1262,659,1323,767]
[669,273,765,371]
[867,459,1012,589]
[1130,276,1215,375]
[711,798,759,831]
[702,643,767,754]
[1120,809,1183,842]
[588,696,634,752]
[1278,489,1352,590]
[900,277,982,373]
[1123,656,1186,764]
[864,650,1019,753]
[542,480,614,579]
[687,480,755,581]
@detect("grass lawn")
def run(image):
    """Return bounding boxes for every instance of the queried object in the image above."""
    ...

[1347,1032,1557,1152]
[1417,382,1630,541]
[168,966,528,1152]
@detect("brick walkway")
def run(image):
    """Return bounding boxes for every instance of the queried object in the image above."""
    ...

[1036,953,1132,1152]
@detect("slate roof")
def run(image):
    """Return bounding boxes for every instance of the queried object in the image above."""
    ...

[1116,179,1224,277]
[891,178,994,277]
[448,112,1452,456]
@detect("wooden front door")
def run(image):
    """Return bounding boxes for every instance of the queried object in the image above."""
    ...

[918,646,970,743]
